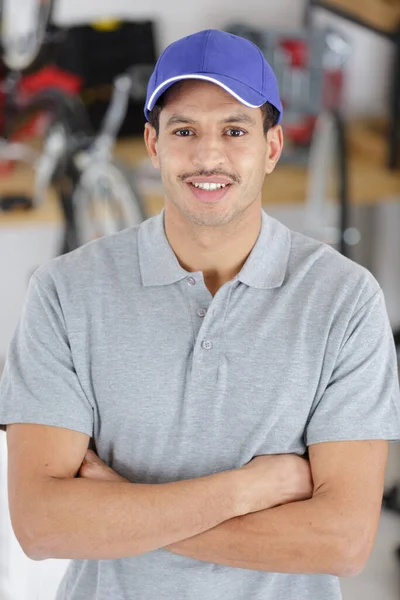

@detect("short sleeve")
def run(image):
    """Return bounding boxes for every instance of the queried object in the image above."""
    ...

[305,288,400,446]
[0,272,94,435]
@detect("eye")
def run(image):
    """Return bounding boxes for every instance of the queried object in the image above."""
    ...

[174,129,194,136]
[226,129,246,137]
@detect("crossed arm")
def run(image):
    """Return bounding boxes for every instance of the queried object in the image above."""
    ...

[162,439,388,577]
[8,420,387,577]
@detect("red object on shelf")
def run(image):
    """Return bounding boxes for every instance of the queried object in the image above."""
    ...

[19,65,83,96]
[284,115,317,145]
[278,34,345,148]
[0,66,83,175]
[280,39,309,68]
[17,65,83,137]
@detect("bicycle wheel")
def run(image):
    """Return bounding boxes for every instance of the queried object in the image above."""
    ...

[73,159,148,247]
[0,0,55,72]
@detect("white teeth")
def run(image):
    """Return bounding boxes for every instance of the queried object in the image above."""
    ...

[192,182,227,190]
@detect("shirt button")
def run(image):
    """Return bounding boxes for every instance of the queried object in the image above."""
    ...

[201,340,213,350]
[197,308,207,318]
[187,277,196,286]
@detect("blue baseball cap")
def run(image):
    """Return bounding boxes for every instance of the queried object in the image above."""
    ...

[144,29,283,124]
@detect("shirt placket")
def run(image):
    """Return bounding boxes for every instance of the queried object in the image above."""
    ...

[184,273,235,385]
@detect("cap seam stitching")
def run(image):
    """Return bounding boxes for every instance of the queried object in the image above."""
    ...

[258,46,265,90]
[201,30,212,71]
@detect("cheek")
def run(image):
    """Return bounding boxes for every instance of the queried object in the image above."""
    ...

[157,145,181,177]
[156,151,173,183]
[233,148,266,181]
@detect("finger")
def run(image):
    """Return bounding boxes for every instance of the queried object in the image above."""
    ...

[79,450,128,482]
[83,449,106,466]
[79,461,127,482]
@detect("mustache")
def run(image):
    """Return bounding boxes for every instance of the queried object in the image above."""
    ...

[179,170,240,184]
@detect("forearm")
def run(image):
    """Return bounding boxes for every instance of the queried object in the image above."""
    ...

[21,470,240,561]
[165,494,357,577]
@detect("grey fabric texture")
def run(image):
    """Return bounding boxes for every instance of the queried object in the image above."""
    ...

[1,208,399,600]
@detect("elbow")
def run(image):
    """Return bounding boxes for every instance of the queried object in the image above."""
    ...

[334,558,365,578]
[13,531,48,562]
[333,534,371,578]
[14,529,49,562]
[11,513,52,562]
[23,545,48,562]
[23,535,51,561]
[19,529,53,561]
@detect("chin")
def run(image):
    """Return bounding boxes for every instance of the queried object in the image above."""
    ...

[186,211,236,228]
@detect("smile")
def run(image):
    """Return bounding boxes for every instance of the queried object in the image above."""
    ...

[187,182,232,203]
[191,182,228,191]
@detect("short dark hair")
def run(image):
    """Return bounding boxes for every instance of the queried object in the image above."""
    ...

[147,90,280,138]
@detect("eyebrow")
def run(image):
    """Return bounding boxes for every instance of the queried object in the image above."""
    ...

[165,113,256,128]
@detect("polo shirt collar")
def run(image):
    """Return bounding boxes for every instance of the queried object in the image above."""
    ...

[238,209,291,289]
[138,208,291,289]
[138,209,189,287]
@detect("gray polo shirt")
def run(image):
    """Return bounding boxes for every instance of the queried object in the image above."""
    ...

[1,208,400,600]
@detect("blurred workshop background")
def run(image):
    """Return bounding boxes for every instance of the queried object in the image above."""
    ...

[1,0,400,599]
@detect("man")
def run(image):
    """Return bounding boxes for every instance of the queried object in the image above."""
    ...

[1,29,399,600]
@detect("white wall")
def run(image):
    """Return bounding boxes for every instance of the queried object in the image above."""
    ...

[0,434,70,600]
[53,0,395,117]
[0,226,62,358]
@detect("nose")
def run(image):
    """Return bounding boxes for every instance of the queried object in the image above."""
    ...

[192,133,226,170]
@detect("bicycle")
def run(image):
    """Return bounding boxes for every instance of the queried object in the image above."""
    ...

[0,0,150,253]
[35,66,150,252]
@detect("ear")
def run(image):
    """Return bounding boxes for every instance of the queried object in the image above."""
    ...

[144,122,160,170]
[265,125,284,175]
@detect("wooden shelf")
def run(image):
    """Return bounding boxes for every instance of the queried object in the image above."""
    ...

[0,163,62,226]
[0,118,399,227]
[311,0,400,37]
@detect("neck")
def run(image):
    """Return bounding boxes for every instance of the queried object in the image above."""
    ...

[163,204,262,294]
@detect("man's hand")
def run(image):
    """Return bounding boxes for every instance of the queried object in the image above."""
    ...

[239,454,313,512]
[78,450,128,482]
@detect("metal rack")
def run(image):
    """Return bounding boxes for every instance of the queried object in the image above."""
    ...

[305,4,400,553]
[226,23,352,257]
[304,0,400,171]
